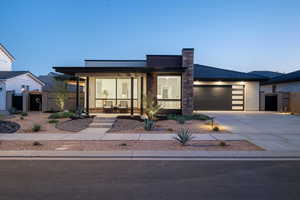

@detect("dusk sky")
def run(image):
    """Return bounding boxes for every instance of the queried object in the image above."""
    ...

[1,0,299,75]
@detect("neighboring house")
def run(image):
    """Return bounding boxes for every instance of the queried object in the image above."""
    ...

[0,43,14,71]
[260,70,300,113]
[53,48,265,115]
[0,44,44,113]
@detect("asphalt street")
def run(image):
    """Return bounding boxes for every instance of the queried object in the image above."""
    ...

[0,160,299,200]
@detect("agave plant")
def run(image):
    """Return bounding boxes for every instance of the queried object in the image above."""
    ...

[174,128,193,146]
[144,119,155,131]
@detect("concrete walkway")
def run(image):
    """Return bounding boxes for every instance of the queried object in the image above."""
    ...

[79,116,116,134]
[0,133,246,141]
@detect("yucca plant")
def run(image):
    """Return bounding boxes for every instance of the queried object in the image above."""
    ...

[144,119,155,131]
[174,128,193,146]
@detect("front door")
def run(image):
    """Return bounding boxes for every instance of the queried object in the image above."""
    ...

[265,95,278,111]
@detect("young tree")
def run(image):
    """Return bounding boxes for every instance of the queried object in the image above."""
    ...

[54,80,68,111]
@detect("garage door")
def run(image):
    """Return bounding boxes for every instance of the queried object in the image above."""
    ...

[193,85,244,111]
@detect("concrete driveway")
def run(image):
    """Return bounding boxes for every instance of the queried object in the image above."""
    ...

[200,111,300,151]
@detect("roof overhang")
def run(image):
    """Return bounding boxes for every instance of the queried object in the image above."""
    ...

[0,44,15,62]
[53,66,186,75]
[193,77,265,81]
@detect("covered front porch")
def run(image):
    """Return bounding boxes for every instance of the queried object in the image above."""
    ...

[75,73,146,116]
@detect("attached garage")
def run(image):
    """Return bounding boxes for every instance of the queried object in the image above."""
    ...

[193,85,244,111]
[193,64,264,111]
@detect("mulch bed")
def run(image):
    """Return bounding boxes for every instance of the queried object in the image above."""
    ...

[56,118,93,132]
[0,140,264,151]
[0,121,20,133]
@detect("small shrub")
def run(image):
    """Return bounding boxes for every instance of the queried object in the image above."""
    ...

[174,128,193,146]
[32,124,41,132]
[20,112,28,116]
[20,116,24,120]
[32,141,42,146]
[167,114,177,120]
[144,119,155,131]
[167,114,211,121]
[219,141,227,146]
[48,113,61,119]
[119,143,127,146]
[48,112,74,119]
[61,112,75,118]
[48,119,59,124]
[177,117,186,124]
[213,126,220,131]
[167,128,174,132]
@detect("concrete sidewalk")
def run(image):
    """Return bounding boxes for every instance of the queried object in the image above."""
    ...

[0,133,246,141]
[0,150,300,160]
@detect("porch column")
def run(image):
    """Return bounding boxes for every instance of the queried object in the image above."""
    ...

[131,77,134,116]
[86,76,90,115]
[76,77,79,110]
[140,76,144,115]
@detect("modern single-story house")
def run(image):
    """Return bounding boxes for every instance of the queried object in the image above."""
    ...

[53,48,266,115]
[0,44,45,113]
[259,70,300,113]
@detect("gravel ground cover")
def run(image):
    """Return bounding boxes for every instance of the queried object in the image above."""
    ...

[108,118,229,134]
[0,140,263,151]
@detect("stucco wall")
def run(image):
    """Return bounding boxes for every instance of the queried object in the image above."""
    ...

[5,73,43,94]
[244,81,260,111]
[193,81,260,111]
[0,50,12,71]
[0,81,6,110]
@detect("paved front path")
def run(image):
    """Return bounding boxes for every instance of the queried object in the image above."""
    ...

[201,111,300,152]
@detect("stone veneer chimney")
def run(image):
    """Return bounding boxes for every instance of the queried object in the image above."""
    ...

[181,48,194,115]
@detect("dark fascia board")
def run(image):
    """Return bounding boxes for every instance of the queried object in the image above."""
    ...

[194,77,265,81]
[53,66,186,75]
[262,77,300,85]
[84,59,145,62]
[182,48,194,51]
[146,55,181,57]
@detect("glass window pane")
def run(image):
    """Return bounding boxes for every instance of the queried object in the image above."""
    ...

[157,76,181,100]
[96,79,116,99]
[117,79,131,99]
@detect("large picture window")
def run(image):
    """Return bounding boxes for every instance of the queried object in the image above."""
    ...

[95,78,138,108]
[157,75,181,109]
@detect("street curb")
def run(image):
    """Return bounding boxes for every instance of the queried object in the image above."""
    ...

[0,151,300,160]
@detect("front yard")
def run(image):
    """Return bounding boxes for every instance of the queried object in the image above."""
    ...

[2,112,92,133]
